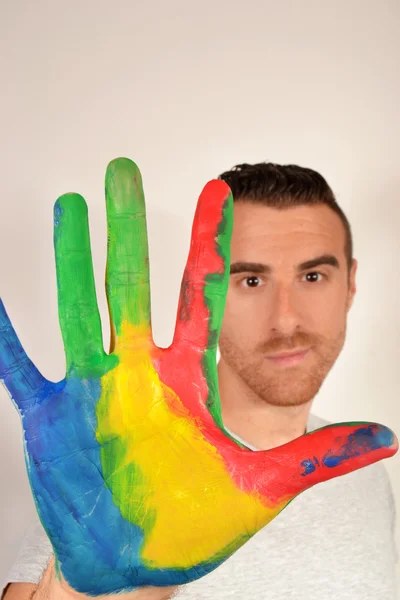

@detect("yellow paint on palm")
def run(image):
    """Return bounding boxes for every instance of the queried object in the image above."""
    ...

[96,321,283,569]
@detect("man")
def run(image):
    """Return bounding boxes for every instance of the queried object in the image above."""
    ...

[2,162,397,599]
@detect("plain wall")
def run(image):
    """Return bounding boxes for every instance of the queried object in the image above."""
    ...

[1,0,399,586]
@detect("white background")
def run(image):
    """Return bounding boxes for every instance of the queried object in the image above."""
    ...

[0,0,399,586]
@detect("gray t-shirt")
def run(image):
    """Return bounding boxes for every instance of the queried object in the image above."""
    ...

[2,413,398,599]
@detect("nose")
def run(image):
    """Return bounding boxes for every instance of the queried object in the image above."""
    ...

[267,282,302,337]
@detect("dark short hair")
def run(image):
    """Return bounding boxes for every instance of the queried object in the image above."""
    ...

[218,162,353,272]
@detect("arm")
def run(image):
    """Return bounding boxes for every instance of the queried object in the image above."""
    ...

[33,560,177,600]
[3,583,37,600]
[4,565,177,600]
[4,559,177,600]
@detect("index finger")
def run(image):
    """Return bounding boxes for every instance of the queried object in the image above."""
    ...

[172,179,233,353]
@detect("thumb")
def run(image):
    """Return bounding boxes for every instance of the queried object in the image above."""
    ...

[240,422,398,504]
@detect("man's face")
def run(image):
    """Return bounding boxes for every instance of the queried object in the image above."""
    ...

[218,201,357,407]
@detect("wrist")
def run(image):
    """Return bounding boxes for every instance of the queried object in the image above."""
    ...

[34,558,178,600]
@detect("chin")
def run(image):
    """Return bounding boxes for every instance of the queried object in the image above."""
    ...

[259,394,315,408]
[247,371,325,407]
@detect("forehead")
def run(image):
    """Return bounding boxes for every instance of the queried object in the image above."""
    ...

[231,202,347,263]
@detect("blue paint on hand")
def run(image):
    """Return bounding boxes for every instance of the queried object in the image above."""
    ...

[322,425,394,468]
[300,458,316,475]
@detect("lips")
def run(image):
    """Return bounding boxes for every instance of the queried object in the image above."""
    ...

[266,348,310,359]
[265,348,311,366]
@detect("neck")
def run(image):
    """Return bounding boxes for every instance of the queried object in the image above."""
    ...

[217,358,313,451]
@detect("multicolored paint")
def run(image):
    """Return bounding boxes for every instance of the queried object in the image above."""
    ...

[0,158,397,596]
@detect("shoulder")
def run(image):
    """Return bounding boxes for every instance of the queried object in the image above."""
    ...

[305,413,397,562]
[18,514,52,551]
[2,513,52,590]
[307,412,331,431]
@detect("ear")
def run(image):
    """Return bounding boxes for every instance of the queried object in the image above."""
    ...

[346,258,357,312]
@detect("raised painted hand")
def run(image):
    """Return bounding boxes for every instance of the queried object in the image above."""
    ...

[0,158,397,596]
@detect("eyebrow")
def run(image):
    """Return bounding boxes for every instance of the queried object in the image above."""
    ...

[230,254,340,275]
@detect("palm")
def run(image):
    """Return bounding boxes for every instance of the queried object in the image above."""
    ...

[0,158,397,597]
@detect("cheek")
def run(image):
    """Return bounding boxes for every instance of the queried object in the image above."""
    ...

[314,291,347,327]
[223,288,259,326]
[221,292,265,347]
[306,307,347,350]
[297,282,347,323]
[225,283,265,312]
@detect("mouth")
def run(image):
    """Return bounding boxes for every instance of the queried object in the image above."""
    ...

[265,348,311,367]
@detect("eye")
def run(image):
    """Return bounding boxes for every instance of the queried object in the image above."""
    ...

[240,276,263,288]
[303,271,325,283]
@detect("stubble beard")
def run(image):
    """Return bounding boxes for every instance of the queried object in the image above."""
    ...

[218,329,347,407]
